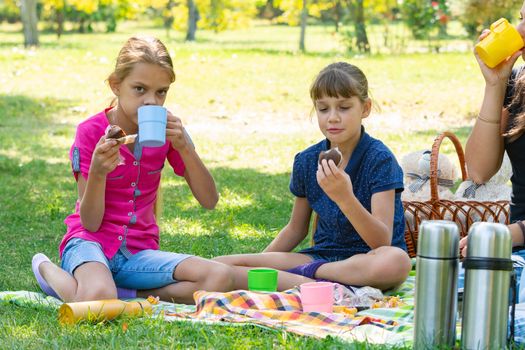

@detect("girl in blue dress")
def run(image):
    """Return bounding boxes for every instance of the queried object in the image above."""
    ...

[215,62,412,291]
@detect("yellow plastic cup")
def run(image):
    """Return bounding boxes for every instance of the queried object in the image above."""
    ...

[475,18,524,68]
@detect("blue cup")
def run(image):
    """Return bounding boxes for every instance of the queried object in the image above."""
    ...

[138,105,167,147]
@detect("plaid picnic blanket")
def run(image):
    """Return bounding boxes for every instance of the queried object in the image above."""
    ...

[162,286,405,345]
[0,283,414,347]
[8,269,525,347]
[144,277,416,346]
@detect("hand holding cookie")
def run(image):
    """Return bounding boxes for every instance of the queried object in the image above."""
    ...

[90,136,122,177]
[105,125,137,145]
[317,147,353,203]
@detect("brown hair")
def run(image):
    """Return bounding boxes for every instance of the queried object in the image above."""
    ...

[309,62,369,103]
[108,35,175,86]
[506,72,525,141]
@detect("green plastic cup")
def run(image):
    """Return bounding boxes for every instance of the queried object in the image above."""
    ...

[247,268,278,292]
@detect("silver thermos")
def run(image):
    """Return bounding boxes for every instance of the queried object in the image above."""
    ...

[461,222,513,350]
[414,220,459,349]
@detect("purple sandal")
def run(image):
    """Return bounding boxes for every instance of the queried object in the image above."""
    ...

[31,253,60,299]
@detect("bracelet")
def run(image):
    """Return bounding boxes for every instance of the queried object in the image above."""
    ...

[477,114,500,125]
[518,221,525,245]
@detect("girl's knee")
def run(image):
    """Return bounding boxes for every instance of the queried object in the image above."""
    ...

[76,283,117,302]
[390,247,412,271]
[369,247,412,286]
[202,264,235,292]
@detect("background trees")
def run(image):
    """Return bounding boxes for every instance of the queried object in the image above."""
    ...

[6,0,523,52]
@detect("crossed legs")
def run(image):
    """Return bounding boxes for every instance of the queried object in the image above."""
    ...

[36,256,234,304]
[214,246,412,291]
[215,252,315,290]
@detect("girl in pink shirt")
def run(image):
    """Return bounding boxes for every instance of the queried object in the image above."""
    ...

[32,35,234,304]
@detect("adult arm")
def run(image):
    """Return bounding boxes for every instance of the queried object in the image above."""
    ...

[465,32,522,183]
[464,92,507,183]
[460,221,525,256]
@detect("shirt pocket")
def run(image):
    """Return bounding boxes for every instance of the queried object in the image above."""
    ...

[143,164,164,184]
[106,165,128,187]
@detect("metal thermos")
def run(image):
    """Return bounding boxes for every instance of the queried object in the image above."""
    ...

[461,222,513,350]
[414,220,459,349]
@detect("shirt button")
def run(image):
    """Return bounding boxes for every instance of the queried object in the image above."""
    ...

[118,236,123,241]
[133,161,138,166]
[129,200,133,204]
[128,212,132,216]
[131,182,136,187]
[123,225,127,229]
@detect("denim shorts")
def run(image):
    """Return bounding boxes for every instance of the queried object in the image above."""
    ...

[61,238,193,290]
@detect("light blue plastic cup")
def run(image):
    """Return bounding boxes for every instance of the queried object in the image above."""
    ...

[138,105,167,147]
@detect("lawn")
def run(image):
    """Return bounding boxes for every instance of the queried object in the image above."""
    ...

[0,20,482,348]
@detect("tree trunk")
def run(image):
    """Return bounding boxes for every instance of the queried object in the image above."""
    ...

[164,0,175,38]
[78,16,85,33]
[186,0,198,41]
[354,0,369,53]
[56,7,64,39]
[299,0,307,52]
[334,1,343,33]
[20,0,39,47]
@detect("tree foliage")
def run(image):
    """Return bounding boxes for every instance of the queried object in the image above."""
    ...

[400,0,437,40]
[160,0,259,33]
[457,0,521,38]
[0,0,21,23]
[272,0,333,26]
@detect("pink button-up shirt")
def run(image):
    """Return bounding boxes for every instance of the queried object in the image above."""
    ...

[60,109,185,259]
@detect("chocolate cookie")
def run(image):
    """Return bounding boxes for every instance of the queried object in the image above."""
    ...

[318,147,343,167]
[106,125,126,139]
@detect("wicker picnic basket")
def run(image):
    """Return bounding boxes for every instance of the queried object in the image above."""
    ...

[402,131,510,257]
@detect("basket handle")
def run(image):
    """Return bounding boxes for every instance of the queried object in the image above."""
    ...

[430,131,468,201]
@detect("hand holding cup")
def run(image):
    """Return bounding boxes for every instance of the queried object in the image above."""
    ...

[166,111,190,151]
[474,18,524,85]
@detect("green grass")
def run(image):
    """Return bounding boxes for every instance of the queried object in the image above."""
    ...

[0,20,478,348]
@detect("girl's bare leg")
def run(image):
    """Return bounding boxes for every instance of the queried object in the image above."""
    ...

[214,252,315,291]
[315,246,412,290]
[137,257,234,304]
[227,265,314,291]
[214,252,312,270]
[39,261,117,302]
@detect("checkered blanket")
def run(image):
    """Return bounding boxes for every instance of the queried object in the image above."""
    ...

[0,284,413,346]
[5,270,525,347]
[162,287,403,344]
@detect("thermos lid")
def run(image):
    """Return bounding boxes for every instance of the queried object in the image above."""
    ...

[417,220,459,258]
[466,222,512,258]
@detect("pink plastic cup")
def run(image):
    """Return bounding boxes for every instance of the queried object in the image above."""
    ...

[300,282,334,313]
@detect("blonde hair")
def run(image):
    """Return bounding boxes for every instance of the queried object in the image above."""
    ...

[108,35,175,86]
[310,62,369,103]
[108,35,174,220]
